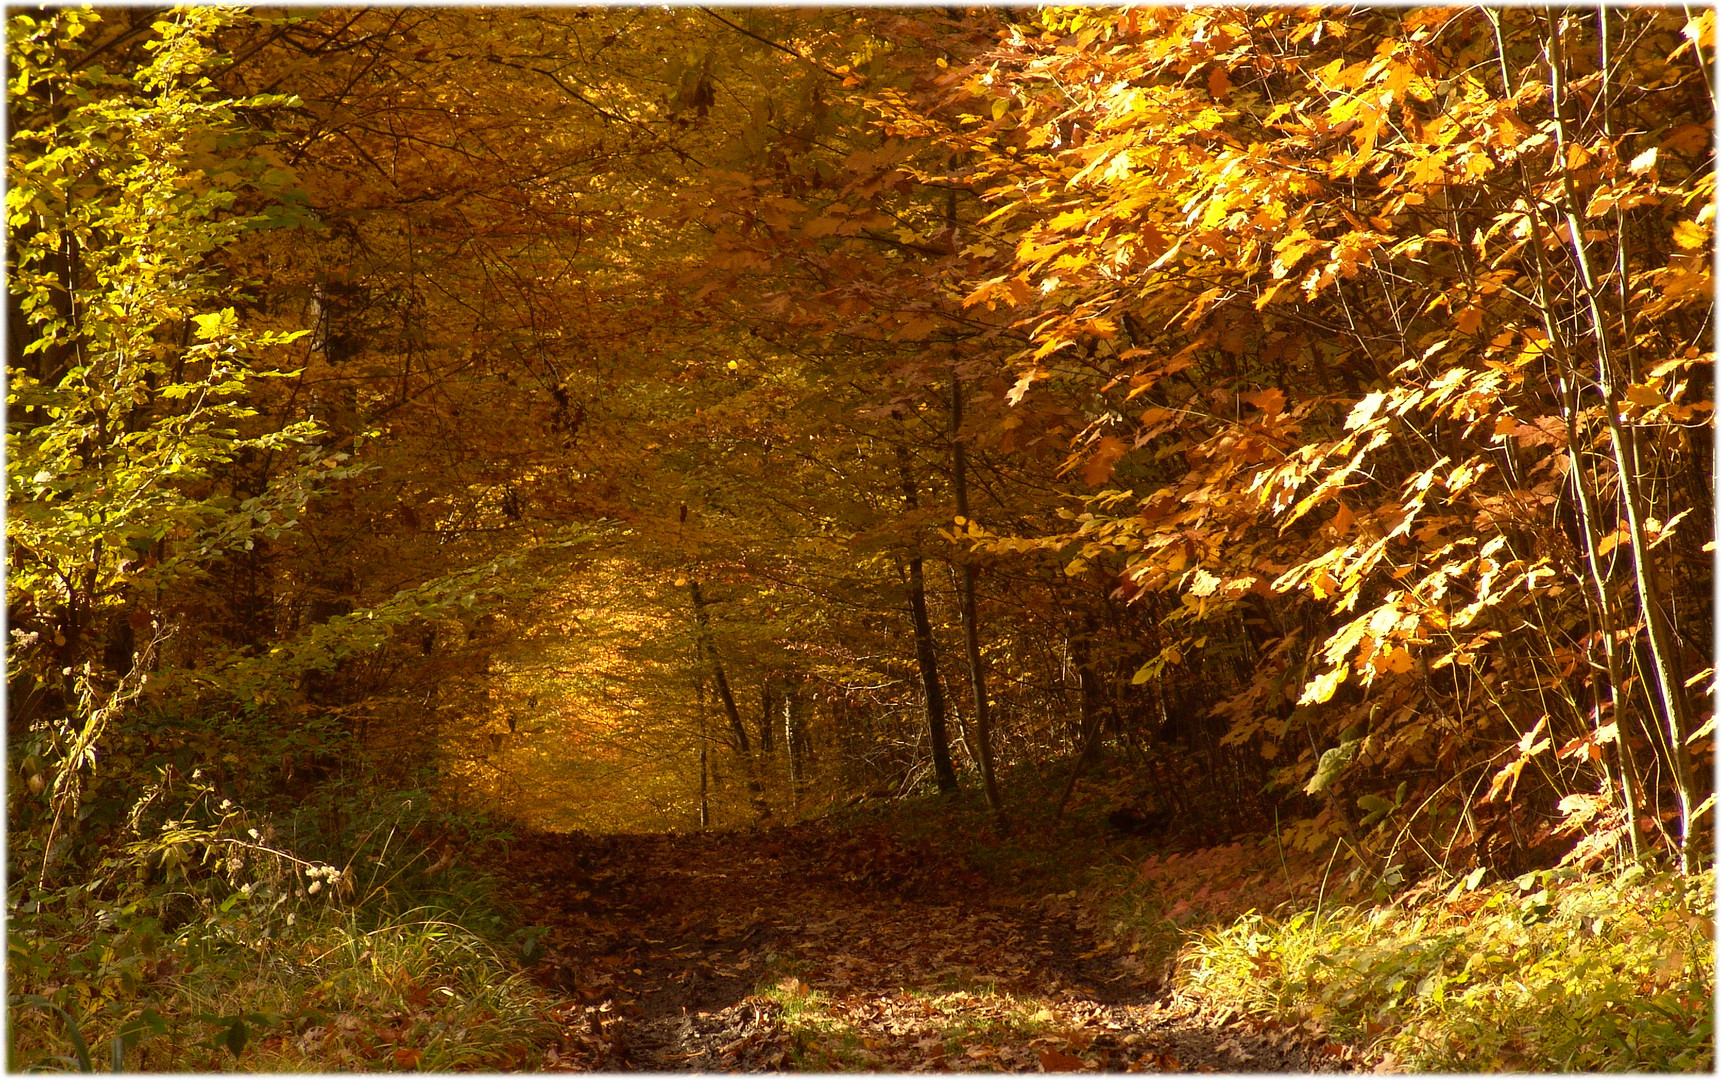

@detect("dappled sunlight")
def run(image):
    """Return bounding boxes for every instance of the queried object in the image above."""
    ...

[9,4,1710,1072]
[496,822,1339,1072]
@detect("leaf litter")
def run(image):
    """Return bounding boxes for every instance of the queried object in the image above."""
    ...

[487,822,1360,1071]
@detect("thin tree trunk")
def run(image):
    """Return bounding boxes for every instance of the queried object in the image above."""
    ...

[950,374,1005,823]
[696,677,711,828]
[759,677,776,754]
[689,580,769,820]
[784,681,804,807]
[1053,624,1110,822]
[1545,19,1696,870]
[898,442,959,794]
[1485,11,1654,863]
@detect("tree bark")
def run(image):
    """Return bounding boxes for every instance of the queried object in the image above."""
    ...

[784,679,804,806]
[950,375,1005,823]
[688,579,768,820]
[897,442,959,794]
[1053,623,1110,822]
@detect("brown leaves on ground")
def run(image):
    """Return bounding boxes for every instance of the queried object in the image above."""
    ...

[487,822,1355,1072]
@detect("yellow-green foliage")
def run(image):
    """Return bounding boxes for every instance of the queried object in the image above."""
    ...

[8,901,553,1072]
[1183,865,1714,1071]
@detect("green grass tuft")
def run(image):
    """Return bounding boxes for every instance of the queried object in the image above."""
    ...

[1182,864,1714,1071]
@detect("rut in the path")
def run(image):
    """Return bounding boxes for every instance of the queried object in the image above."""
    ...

[492,822,1353,1072]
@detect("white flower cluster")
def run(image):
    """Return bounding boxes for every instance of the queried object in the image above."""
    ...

[305,863,342,895]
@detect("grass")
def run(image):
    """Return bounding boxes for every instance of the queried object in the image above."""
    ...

[754,976,1064,1071]
[832,753,1716,1072]
[10,897,557,1073]
[8,774,561,1072]
[1182,863,1715,1071]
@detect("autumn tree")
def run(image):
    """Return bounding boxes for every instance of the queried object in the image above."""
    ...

[860,6,1712,869]
[7,7,332,882]
[15,5,1705,876]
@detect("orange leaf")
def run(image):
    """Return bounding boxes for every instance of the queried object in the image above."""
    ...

[1082,436,1128,486]
[1040,1048,1086,1071]
[392,1047,423,1069]
[1241,387,1286,416]
[1481,757,1527,804]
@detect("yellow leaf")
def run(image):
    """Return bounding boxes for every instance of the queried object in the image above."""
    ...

[1482,757,1527,804]
[1455,305,1484,335]
[1310,568,1338,599]
[1007,369,1041,406]
[1187,567,1221,597]
[1299,665,1345,705]
[1330,502,1354,536]
[1686,10,1715,49]
[1241,387,1286,416]
[1628,147,1658,174]
[1346,391,1388,430]
[1623,383,1664,409]
[1672,219,1709,250]
[1517,716,1550,755]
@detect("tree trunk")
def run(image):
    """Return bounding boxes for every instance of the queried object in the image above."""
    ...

[784,680,804,807]
[688,580,769,820]
[1053,623,1110,822]
[759,677,777,754]
[1543,22,1696,870]
[950,375,1005,823]
[699,745,710,828]
[898,442,959,794]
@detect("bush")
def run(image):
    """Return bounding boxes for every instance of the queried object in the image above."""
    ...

[7,766,554,1071]
[1182,864,1714,1071]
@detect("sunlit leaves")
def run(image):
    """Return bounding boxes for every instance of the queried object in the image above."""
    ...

[870,3,1713,859]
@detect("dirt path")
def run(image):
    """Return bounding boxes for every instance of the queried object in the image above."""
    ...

[493,822,1352,1072]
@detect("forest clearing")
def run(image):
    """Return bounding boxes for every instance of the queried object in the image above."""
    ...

[7,5,1714,1072]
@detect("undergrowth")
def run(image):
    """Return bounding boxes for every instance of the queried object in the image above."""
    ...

[841,753,1716,1071]
[8,752,557,1071]
[1182,864,1714,1071]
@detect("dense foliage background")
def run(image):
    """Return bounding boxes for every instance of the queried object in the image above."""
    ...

[7,6,1712,1071]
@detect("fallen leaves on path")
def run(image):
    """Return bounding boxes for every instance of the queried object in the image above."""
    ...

[487,822,1356,1072]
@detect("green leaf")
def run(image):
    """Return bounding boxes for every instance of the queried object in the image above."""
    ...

[1357,793,1394,826]
[1304,733,1361,795]
[16,995,92,1072]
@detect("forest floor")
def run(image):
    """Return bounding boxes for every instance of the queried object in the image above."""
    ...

[489,819,1361,1073]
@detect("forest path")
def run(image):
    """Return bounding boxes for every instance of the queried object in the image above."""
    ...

[491,821,1350,1072]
